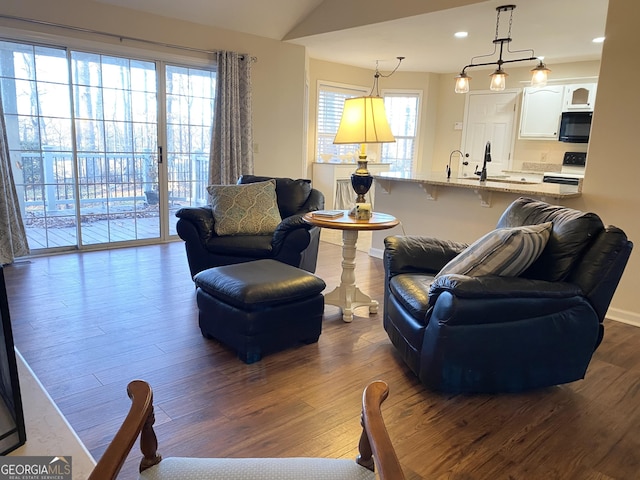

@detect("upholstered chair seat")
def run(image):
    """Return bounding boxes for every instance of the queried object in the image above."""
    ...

[176,175,324,278]
[139,457,375,480]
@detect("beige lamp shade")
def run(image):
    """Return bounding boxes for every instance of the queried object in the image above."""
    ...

[333,96,396,144]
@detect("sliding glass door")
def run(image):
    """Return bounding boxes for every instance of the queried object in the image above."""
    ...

[71,51,160,245]
[165,65,215,236]
[0,40,215,251]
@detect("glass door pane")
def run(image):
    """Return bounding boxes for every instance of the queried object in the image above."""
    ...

[165,65,215,235]
[0,42,77,249]
[71,52,159,245]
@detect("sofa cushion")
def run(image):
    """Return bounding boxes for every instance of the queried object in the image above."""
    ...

[496,197,605,282]
[238,175,312,218]
[205,234,274,257]
[435,222,552,279]
[389,273,434,322]
[207,180,282,236]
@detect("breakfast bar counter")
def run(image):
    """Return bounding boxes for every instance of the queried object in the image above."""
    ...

[367,172,583,259]
[374,171,581,206]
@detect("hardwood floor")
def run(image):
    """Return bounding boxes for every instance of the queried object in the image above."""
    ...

[4,241,640,479]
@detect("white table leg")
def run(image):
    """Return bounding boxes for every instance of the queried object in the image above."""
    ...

[323,229,378,323]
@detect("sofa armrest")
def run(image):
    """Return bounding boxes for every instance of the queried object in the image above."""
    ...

[428,274,586,326]
[271,214,311,252]
[175,206,216,244]
[299,188,325,212]
[384,235,469,277]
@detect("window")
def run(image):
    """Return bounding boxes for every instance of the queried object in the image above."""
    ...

[0,39,215,251]
[316,82,367,162]
[381,91,421,175]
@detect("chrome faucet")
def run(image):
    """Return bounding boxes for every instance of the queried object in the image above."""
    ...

[448,150,469,179]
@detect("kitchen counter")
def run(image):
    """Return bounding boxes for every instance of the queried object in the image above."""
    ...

[366,172,583,260]
[374,171,581,206]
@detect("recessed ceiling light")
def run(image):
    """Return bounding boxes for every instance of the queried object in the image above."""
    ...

[593,37,605,43]
[454,31,468,38]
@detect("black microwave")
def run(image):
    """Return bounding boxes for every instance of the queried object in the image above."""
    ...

[559,111,592,143]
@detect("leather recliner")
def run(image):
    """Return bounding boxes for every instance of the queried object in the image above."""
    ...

[383,197,633,393]
[176,175,324,278]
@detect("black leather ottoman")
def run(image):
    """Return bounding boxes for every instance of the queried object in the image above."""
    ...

[194,259,326,363]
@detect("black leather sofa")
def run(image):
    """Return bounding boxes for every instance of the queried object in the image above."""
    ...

[176,175,324,279]
[383,197,633,393]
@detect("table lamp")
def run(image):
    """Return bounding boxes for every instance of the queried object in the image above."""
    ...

[333,95,396,205]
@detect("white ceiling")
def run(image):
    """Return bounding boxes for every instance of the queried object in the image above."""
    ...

[91,0,608,74]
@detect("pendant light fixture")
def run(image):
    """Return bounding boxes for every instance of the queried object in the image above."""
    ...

[454,4,550,93]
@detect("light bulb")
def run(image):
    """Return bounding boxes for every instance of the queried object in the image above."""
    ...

[530,61,551,88]
[531,69,548,87]
[454,73,470,94]
[489,68,507,91]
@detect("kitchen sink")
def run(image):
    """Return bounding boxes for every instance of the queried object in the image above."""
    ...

[486,177,540,185]
[457,175,539,185]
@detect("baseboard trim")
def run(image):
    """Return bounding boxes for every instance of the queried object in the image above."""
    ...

[369,247,383,259]
[606,307,640,327]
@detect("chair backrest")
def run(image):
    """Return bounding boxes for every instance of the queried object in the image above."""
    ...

[88,381,157,480]
[238,175,313,218]
[497,197,633,322]
[496,197,605,282]
[89,380,405,480]
[566,226,633,321]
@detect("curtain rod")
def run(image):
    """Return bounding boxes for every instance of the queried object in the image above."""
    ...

[0,13,255,61]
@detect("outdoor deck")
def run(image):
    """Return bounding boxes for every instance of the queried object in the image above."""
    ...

[25,212,180,250]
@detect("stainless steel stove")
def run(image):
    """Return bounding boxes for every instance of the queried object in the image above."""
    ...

[561,152,587,175]
[543,152,586,185]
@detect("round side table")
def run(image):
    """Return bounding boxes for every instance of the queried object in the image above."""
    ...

[303,210,399,322]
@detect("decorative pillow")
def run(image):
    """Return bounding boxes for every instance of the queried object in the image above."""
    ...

[207,180,282,236]
[435,222,553,279]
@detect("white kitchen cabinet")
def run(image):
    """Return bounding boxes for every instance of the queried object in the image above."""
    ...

[518,85,564,140]
[563,83,597,111]
[312,162,390,209]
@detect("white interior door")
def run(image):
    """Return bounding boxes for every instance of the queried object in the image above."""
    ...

[460,90,518,177]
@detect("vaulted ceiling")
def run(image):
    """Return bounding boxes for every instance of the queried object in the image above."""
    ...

[92,0,608,73]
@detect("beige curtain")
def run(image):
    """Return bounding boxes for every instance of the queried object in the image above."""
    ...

[208,51,254,185]
[0,91,29,264]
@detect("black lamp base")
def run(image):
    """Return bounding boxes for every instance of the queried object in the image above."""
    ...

[351,158,373,204]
